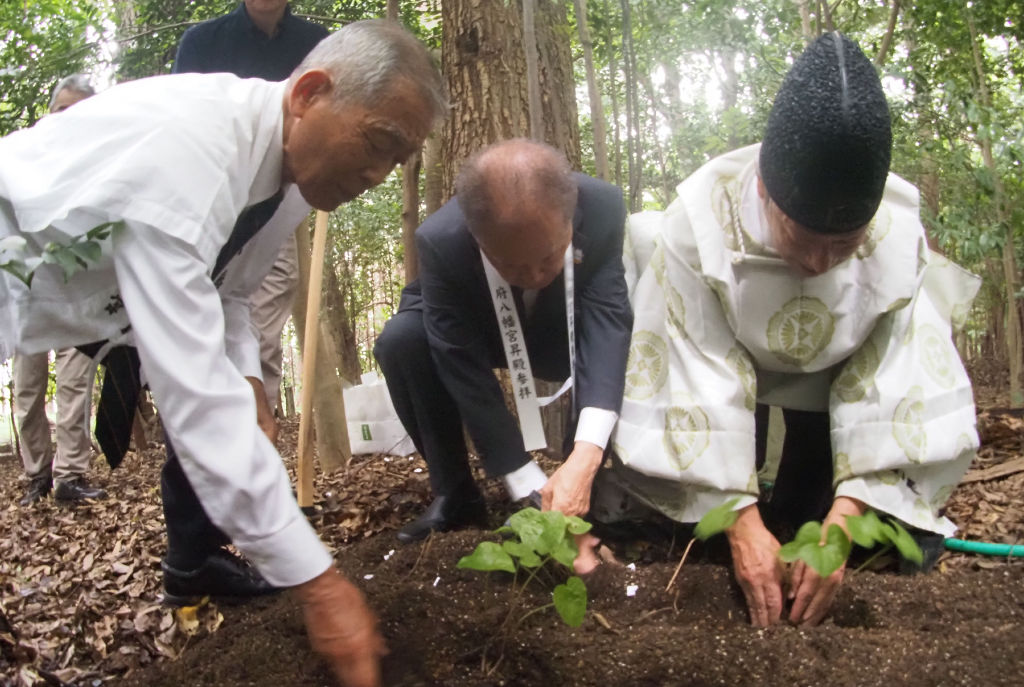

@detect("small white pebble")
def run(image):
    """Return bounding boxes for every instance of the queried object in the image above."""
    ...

[414,467,423,473]
[384,457,391,462]
[626,563,636,571]
[626,584,638,597]
[383,549,395,561]
[433,575,441,587]
[363,574,374,580]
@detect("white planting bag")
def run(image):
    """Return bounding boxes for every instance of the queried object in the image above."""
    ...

[343,371,416,456]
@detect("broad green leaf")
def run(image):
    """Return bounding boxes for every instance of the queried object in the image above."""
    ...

[845,511,882,548]
[694,497,741,540]
[552,576,587,627]
[825,524,852,560]
[502,540,542,568]
[790,521,823,547]
[457,541,515,573]
[886,519,923,565]
[508,507,545,550]
[778,540,804,563]
[566,515,592,535]
[535,510,569,556]
[799,541,846,578]
[550,537,578,568]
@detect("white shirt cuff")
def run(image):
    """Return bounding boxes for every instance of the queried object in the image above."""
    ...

[574,407,618,450]
[235,511,334,587]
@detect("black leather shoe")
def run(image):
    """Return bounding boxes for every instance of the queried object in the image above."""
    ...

[54,476,107,502]
[19,476,51,506]
[162,549,280,607]
[397,492,488,543]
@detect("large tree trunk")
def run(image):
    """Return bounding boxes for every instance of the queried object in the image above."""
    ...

[440,0,579,198]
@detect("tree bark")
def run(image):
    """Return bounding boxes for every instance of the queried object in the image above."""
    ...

[423,132,444,216]
[874,0,901,68]
[440,0,579,198]
[293,220,351,470]
[574,0,609,180]
[522,0,544,140]
[604,0,623,189]
[619,0,642,211]
[386,0,421,284]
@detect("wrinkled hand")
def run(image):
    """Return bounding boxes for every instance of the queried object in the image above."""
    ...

[245,376,278,446]
[294,567,387,687]
[540,441,604,517]
[787,496,866,626]
[726,504,785,627]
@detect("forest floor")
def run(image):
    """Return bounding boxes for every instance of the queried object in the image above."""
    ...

[1,382,1023,687]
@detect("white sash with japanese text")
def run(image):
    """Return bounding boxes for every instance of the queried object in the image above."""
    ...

[481,245,575,451]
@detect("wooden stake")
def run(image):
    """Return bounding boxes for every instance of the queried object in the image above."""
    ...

[297,210,329,508]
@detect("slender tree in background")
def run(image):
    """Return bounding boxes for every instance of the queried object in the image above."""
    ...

[574,0,609,181]
[387,0,423,284]
[966,8,1022,406]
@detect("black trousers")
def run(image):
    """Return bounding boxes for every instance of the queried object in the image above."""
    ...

[753,404,834,533]
[374,307,482,498]
[374,300,572,500]
[161,435,230,568]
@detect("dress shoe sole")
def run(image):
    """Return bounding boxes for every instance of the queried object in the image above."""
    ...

[162,588,283,608]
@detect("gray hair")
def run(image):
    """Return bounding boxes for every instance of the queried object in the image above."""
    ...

[49,74,95,110]
[291,19,446,124]
[456,138,578,235]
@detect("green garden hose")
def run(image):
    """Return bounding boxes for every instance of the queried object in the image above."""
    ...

[945,538,1024,557]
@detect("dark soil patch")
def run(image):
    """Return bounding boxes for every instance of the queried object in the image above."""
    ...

[113,528,1024,687]
[4,408,1024,686]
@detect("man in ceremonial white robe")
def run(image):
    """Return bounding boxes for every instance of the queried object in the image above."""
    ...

[0,20,445,687]
[609,33,979,627]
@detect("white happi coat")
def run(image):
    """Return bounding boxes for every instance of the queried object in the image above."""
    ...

[0,74,328,585]
[612,144,979,535]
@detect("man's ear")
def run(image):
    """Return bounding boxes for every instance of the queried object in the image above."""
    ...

[756,174,767,200]
[287,69,332,117]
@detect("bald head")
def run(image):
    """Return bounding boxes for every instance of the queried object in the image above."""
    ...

[456,139,577,237]
[456,139,578,290]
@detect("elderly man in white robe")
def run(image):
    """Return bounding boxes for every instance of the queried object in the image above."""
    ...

[608,33,979,628]
[0,20,444,687]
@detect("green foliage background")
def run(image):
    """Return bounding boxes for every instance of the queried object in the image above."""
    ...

[2,0,1022,384]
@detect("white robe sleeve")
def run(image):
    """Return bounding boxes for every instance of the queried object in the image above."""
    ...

[830,254,981,535]
[612,222,760,522]
[112,221,331,586]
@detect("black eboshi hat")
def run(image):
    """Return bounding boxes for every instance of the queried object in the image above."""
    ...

[759,32,892,234]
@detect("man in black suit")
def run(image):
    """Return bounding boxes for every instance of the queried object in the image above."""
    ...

[374,139,632,546]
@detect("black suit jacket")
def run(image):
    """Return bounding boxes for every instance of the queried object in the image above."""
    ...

[401,173,632,471]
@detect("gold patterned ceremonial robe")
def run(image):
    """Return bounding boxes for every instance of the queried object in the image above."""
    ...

[611,144,980,535]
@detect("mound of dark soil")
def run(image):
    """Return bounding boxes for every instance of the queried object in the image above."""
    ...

[115,528,1024,687]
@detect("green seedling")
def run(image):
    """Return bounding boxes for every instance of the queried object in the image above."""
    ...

[458,506,591,628]
[0,221,119,287]
[694,500,924,578]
